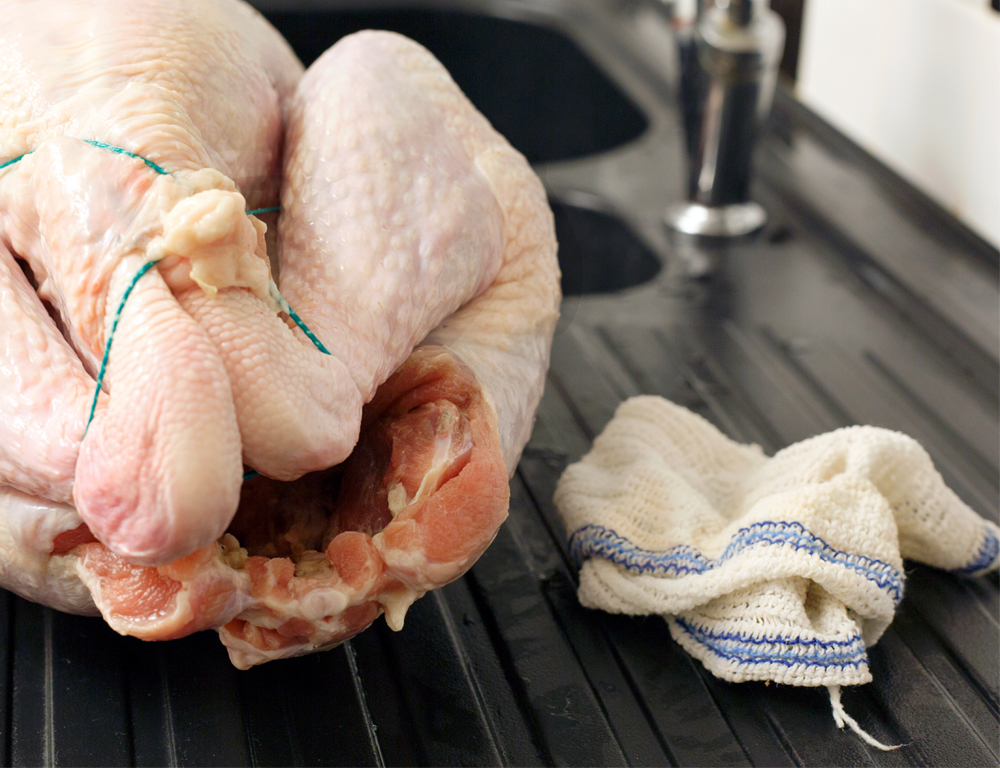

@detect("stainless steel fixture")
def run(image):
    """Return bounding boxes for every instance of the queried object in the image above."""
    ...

[665,0,784,236]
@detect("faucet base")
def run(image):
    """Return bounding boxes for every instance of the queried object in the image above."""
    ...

[664,201,767,237]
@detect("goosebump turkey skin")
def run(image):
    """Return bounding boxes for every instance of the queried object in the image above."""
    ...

[0,3,559,668]
[0,0,331,568]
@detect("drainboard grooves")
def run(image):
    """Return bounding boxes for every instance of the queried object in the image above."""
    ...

[866,630,997,766]
[548,325,639,440]
[516,387,592,573]
[348,625,425,766]
[198,614,385,765]
[465,482,629,766]
[756,324,1000,513]
[757,135,999,367]
[519,365,759,765]
[547,317,1000,763]
[367,590,501,766]
[278,643,386,765]
[3,598,134,766]
[544,324,803,765]
[559,324,642,404]
[156,632,251,766]
[9,602,43,766]
[235,653,303,768]
[435,578,544,766]
[717,322,844,442]
[152,664,176,768]
[123,641,176,767]
[455,569,552,767]
[672,649,799,766]
[344,641,386,768]
[507,475,672,766]
[902,569,1000,708]
[858,326,999,437]
[743,681,879,767]
[673,345,785,451]
[423,589,508,767]
[781,339,998,519]
[597,323,779,450]
[823,682,910,767]
[45,611,131,767]
[593,326,701,408]
[43,610,52,768]
[1,592,11,768]
[757,326,858,427]
[539,576,678,767]
[863,351,999,490]
[353,597,497,767]
[889,606,1000,755]
[601,611,757,766]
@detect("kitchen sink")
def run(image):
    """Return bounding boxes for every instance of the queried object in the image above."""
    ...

[267,4,661,297]
[551,200,660,295]
[2,2,997,767]
[267,6,649,164]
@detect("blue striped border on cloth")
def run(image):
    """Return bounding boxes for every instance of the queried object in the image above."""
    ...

[672,616,869,671]
[956,522,1000,574]
[568,520,905,605]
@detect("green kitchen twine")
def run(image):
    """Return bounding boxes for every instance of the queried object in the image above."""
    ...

[83,262,330,483]
[82,140,170,176]
[0,142,327,483]
[83,262,329,484]
[82,258,158,437]
[0,151,31,173]
[0,140,169,176]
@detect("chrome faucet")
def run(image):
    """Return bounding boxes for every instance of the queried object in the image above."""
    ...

[665,0,784,237]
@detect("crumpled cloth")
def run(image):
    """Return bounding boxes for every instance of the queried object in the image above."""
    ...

[554,396,1000,689]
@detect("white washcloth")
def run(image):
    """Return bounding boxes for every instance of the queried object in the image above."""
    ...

[554,396,999,692]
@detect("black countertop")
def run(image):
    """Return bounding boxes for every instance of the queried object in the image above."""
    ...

[2,1,997,765]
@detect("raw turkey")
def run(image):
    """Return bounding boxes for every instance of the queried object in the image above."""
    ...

[0,1,559,667]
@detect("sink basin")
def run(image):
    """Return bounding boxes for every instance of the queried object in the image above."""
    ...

[264,7,649,163]
[552,201,660,295]
[265,6,661,296]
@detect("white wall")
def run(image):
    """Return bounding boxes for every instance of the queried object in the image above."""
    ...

[797,0,1000,247]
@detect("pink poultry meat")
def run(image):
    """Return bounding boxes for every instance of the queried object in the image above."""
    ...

[0,1,559,667]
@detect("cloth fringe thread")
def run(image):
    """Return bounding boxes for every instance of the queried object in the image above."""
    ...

[827,685,902,752]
